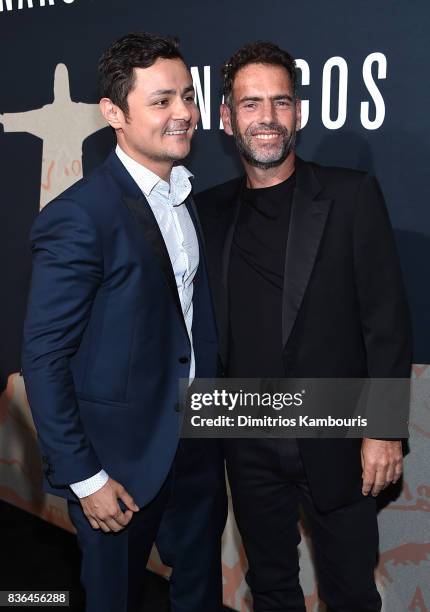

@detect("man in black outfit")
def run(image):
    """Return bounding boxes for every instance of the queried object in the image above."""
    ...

[195,42,412,611]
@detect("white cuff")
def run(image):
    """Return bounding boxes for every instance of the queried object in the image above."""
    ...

[70,469,109,498]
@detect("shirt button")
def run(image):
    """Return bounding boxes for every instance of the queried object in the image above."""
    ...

[179,356,189,364]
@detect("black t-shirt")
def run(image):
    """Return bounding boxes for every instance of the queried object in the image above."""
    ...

[228,173,296,377]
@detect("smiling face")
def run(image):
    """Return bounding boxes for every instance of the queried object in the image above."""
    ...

[100,57,199,178]
[221,62,301,170]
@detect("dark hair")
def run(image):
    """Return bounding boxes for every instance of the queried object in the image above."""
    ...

[98,32,184,115]
[222,41,297,107]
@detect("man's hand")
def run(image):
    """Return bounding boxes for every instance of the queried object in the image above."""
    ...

[361,438,403,497]
[80,477,139,532]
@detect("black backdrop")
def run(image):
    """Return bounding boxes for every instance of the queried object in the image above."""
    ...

[1,0,429,391]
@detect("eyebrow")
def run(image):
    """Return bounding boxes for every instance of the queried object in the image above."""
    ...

[238,94,294,103]
[183,84,196,95]
[149,84,195,97]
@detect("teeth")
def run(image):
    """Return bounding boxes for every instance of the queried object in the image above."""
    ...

[254,134,279,140]
[165,129,188,135]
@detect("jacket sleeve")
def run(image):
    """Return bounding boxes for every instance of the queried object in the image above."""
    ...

[353,174,412,438]
[353,174,412,378]
[22,197,104,486]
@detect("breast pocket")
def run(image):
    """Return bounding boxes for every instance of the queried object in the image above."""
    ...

[76,394,130,409]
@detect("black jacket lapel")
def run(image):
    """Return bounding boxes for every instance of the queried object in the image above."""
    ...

[185,195,204,255]
[218,184,243,367]
[282,158,332,347]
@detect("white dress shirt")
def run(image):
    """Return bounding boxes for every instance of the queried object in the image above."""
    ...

[70,145,199,498]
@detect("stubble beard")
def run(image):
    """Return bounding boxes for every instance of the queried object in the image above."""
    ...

[230,110,297,170]
[144,121,194,164]
[152,147,190,163]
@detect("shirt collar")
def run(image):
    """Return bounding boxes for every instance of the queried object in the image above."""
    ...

[115,145,193,200]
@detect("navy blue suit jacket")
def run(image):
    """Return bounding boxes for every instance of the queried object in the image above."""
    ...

[22,151,218,506]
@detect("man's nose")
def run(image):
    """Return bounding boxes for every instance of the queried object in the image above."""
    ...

[172,96,192,121]
[259,100,276,125]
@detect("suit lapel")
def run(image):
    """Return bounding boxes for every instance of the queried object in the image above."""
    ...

[282,158,332,347]
[122,195,187,336]
[185,194,204,255]
[218,183,243,367]
[105,151,187,337]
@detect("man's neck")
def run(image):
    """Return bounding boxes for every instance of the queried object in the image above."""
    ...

[244,152,296,189]
[116,141,172,182]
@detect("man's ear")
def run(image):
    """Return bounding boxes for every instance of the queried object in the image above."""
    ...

[295,97,302,131]
[99,98,125,130]
[220,103,234,136]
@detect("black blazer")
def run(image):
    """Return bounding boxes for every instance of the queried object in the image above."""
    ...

[195,156,412,511]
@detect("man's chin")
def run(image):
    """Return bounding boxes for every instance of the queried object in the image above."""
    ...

[154,147,190,163]
[169,152,190,162]
[245,153,288,169]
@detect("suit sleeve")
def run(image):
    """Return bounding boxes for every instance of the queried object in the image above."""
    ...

[22,198,104,486]
[353,174,412,378]
[352,174,412,438]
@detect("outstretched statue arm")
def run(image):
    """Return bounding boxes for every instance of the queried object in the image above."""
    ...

[0,109,44,140]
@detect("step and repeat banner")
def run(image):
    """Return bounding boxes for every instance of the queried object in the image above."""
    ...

[0,1,429,610]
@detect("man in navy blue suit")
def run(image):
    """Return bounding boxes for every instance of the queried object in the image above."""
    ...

[22,32,226,612]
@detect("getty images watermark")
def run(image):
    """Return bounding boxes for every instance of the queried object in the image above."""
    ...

[178,378,413,439]
[190,388,368,428]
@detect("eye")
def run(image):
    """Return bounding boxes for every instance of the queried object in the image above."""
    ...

[184,95,195,103]
[154,99,169,107]
[275,100,291,107]
[243,102,256,109]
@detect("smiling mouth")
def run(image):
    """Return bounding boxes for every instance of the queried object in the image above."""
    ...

[253,133,280,140]
[165,128,189,136]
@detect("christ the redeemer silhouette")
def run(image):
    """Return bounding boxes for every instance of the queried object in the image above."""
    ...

[0,63,107,209]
